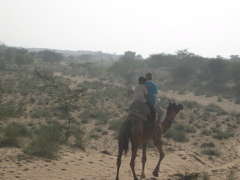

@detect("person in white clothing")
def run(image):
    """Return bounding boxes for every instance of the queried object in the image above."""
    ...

[154,98,165,123]
[134,76,148,103]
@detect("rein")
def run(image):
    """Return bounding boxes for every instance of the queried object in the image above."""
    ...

[165,117,172,123]
[161,117,172,133]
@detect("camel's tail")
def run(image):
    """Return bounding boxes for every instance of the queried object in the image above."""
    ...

[122,120,131,156]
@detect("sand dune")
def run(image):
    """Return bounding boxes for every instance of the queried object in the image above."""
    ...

[1,141,239,180]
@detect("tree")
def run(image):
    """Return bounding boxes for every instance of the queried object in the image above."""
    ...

[14,54,25,68]
[206,59,226,74]
[230,55,240,61]
[171,62,195,80]
[175,49,196,59]
[0,52,5,69]
[146,53,177,68]
[78,54,92,61]
[203,59,228,90]
[227,61,240,85]
[14,53,33,68]
[38,50,64,63]
[120,51,136,61]
[35,69,84,140]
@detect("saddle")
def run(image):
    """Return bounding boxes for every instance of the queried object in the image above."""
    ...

[127,100,150,121]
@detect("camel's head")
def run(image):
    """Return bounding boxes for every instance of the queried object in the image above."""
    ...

[167,102,184,115]
[162,102,184,132]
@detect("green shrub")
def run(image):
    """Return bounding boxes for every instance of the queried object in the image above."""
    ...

[164,128,188,142]
[0,122,30,147]
[201,172,210,180]
[109,116,125,132]
[236,118,240,124]
[227,170,238,180]
[90,109,110,125]
[164,122,193,142]
[89,133,100,140]
[30,108,53,119]
[70,126,86,150]
[174,123,185,131]
[201,128,211,136]
[81,110,91,120]
[184,125,197,133]
[201,148,220,156]
[173,131,188,142]
[174,172,200,180]
[0,105,23,120]
[24,121,64,158]
[201,142,215,148]
[81,118,89,124]
[181,100,202,109]
[204,103,227,115]
[101,130,108,135]
[213,130,234,140]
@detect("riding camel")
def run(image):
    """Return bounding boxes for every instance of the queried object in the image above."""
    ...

[115,101,184,180]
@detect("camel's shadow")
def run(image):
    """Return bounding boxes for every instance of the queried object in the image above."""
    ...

[141,178,158,180]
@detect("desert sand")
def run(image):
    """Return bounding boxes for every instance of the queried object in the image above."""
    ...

[1,92,240,180]
[1,140,239,180]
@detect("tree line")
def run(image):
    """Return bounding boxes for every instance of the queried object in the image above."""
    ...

[1,45,240,100]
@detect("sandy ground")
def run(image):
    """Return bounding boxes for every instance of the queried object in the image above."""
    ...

[1,89,240,180]
[1,142,239,180]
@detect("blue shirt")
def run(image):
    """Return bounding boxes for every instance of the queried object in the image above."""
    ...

[146,80,158,105]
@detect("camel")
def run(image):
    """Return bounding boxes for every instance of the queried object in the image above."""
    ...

[115,101,184,180]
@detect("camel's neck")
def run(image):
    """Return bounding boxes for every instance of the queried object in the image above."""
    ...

[160,117,173,134]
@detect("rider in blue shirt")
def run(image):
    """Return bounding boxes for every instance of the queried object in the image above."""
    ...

[145,72,165,123]
[145,72,158,120]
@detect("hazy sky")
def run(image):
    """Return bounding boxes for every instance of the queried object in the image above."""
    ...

[0,0,239,58]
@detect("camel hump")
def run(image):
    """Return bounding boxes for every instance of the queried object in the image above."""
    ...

[129,100,150,116]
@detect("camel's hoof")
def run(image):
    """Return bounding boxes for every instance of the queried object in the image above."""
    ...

[140,174,145,179]
[152,170,159,177]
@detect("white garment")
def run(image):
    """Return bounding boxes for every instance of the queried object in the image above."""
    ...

[134,84,148,103]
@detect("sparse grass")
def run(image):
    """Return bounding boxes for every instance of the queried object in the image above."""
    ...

[91,109,110,125]
[1,49,240,180]
[101,130,108,135]
[164,122,197,142]
[0,104,23,120]
[201,172,211,180]
[184,125,197,133]
[227,170,238,180]
[212,130,234,140]
[201,142,215,148]
[201,128,211,136]
[201,148,220,156]
[174,172,200,180]
[181,100,202,109]
[204,103,228,115]
[81,108,110,125]
[89,132,100,140]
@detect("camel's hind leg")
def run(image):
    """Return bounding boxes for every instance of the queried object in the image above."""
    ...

[130,145,139,180]
[152,137,165,177]
[140,143,147,179]
[116,146,123,180]
[130,120,143,180]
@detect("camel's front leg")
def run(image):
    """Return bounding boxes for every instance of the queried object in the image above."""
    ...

[153,140,165,177]
[140,143,147,179]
